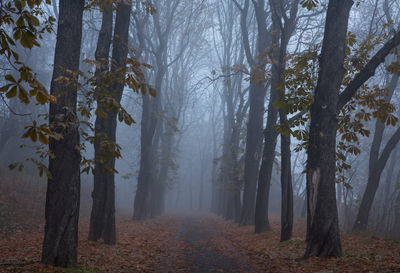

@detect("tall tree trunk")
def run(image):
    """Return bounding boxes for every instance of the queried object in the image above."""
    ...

[133,95,153,220]
[238,0,269,226]
[134,72,162,220]
[41,0,84,267]
[255,0,298,234]
[151,125,173,217]
[353,125,400,232]
[88,1,114,244]
[280,119,293,241]
[254,80,278,232]
[353,74,399,232]
[89,0,131,244]
[304,0,353,258]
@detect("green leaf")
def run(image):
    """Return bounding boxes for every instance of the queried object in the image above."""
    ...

[5,74,17,83]
[20,30,35,49]
[6,86,18,98]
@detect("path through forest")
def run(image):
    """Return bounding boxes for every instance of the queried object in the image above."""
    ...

[1,211,400,272]
[177,216,254,272]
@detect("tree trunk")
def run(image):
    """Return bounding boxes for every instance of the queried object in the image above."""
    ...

[240,74,267,225]
[239,0,269,226]
[89,0,131,244]
[304,0,353,258]
[353,73,399,232]
[134,71,162,220]
[254,83,278,232]
[353,126,400,232]
[280,122,293,241]
[41,0,84,267]
[133,95,153,220]
[88,1,114,244]
[255,0,298,234]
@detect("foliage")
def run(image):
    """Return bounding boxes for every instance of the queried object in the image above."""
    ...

[0,0,56,105]
[1,1,156,177]
[300,0,320,11]
[275,30,399,186]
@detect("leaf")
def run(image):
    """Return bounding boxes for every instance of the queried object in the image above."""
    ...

[36,91,48,104]
[148,87,157,97]
[20,30,35,49]
[38,132,49,145]
[18,86,30,104]
[8,163,18,170]
[0,84,13,92]
[6,86,18,98]
[5,74,17,83]
[300,0,319,10]
[49,94,57,104]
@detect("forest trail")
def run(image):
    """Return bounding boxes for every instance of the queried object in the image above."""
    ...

[1,212,400,272]
[176,216,254,273]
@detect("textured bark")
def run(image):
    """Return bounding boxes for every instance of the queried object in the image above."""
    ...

[239,0,269,226]
[41,0,84,267]
[134,75,162,220]
[255,0,298,234]
[89,0,131,244]
[304,0,353,258]
[280,125,293,241]
[88,2,114,244]
[133,94,154,220]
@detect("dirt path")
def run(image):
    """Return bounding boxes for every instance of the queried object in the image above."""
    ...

[177,216,254,273]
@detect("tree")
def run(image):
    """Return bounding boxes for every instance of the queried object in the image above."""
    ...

[88,1,114,244]
[133,0,182,220]
[89,0,132,245]
[41,0,84,267]
[353,2,400,232]
[255,0,299,236]
[304,0,400,258]
[233,0,271,226]
[211,0,247,221]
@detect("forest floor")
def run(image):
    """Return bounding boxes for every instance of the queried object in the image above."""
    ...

[1,177,400,272]
[0,212,400,272]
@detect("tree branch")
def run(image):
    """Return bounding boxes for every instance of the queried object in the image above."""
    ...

[337,30,400,110]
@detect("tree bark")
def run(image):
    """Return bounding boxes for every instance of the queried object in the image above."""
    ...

[41,0,84,267]
[89,0,131,244]
[304,0,353,258]
[239,0,270,226]
[255,0,298,234]
[280,116,293,241]
[88,1,114,244]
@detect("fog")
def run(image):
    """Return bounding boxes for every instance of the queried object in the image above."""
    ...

[1,0,400,270]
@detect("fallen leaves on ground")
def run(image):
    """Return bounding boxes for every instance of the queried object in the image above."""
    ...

[0,216,185,273]
[204,214,400,273]
[1,212,399,272]
[1,175,399,273]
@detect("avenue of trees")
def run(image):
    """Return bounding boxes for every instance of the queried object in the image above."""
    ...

[1,0,400,268]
